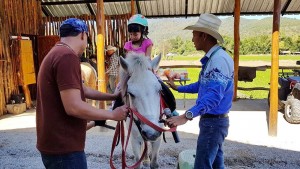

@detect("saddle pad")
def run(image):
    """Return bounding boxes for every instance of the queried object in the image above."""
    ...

[159,80,176,112]
[288,76,300,83]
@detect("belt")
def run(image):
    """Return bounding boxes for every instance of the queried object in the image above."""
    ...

[201,113,228,119]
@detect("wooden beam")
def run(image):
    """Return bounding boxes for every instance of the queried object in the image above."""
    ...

[237,87,269,91]
[41,0,149,5]
[42,0,96,5]
[233,0,240,101]
[281,0,292,15]
[269,0,281,137]
[87,3,95,16]
[41,6,50,17]
[136,0,141,14]
[131,0,135,15]
[185,0,188,18]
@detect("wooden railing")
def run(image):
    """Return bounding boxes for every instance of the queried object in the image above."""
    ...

[160,64,300,91]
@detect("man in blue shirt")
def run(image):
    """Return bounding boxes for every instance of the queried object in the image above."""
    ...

[166,14,234,169]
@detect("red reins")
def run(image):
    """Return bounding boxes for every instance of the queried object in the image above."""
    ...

[109,94,177,168]
[110,107,148,169]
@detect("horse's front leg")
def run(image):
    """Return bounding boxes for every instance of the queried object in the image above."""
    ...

[130,126,144,169]
[150,137,162,169]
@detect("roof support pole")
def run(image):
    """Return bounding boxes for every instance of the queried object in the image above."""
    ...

[233,0,240,101]
[269,0,281,136]
[96,0,106,109]
[131,0,135,15]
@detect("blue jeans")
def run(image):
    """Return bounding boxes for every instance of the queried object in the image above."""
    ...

[41,151,87,169]
[194,117,229,169]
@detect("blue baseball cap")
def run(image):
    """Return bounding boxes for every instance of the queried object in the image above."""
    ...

[60,18,88,34]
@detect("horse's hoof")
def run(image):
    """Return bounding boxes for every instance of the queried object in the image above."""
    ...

[150,163,159,169]
[143,161,150,167]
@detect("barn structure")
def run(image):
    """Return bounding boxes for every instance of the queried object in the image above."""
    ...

[1,0,300,135]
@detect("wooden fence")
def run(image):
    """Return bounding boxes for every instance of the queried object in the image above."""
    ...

[0,0,42,115]
[160,64,300,92]
[41,14,131,56]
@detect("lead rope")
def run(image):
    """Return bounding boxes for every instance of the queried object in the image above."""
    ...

[109,95,148,169]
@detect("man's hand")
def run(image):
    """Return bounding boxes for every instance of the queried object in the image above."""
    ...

[113,87,122,99]
[111,105,128,121]
[166,76,178,91]
[166,114,188,128]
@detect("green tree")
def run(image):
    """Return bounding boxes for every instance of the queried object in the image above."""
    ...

[223,36,234,54]
[169,36,184,54]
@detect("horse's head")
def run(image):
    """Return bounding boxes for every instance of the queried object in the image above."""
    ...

[119,53,162,141]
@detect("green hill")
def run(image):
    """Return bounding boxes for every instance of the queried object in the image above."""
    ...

[148,17,300,45]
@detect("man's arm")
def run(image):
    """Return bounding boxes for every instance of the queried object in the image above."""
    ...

[188,79,227,117]
[83,85,120,100]
[167,76,199,93]
[166,76,178,90]
[60,88,127,121]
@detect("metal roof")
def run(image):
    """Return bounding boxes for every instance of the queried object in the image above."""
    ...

[41,0,300,18]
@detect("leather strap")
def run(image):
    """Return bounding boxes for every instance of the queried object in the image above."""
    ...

[110,108,148,169]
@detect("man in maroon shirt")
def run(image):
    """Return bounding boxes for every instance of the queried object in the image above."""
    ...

[36,18,128,169]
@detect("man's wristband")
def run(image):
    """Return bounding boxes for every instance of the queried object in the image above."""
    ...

[185,111,193,120]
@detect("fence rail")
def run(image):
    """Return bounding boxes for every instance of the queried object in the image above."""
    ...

[160,64,300,93]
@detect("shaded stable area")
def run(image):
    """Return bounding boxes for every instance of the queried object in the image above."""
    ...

[1,0,300,135]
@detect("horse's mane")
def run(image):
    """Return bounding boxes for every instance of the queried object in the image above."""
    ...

[119,53,151,97]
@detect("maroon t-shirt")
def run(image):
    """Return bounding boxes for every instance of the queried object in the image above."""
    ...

[36,42,86,154]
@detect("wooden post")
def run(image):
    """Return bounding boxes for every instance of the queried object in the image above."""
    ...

[233,0,240,101]
[96,0,106,109]
[131,0,135,16]
[269,0,281,136]
[22,85,32,108]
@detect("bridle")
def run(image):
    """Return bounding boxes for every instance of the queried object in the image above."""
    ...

[109,74,177,169]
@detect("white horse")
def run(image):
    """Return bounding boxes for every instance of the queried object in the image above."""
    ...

[119,53,163,169]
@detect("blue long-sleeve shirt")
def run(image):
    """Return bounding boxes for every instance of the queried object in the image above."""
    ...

[178,45,234,117]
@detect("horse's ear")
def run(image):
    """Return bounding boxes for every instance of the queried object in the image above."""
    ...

[120,56,129,71]
[151,53,162,71]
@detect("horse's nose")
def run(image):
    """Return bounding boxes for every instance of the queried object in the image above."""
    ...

[141,130,162,141]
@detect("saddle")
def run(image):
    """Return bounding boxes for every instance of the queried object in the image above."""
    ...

[158,80,176,112]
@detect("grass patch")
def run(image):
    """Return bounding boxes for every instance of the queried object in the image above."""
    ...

[169,68,271,99]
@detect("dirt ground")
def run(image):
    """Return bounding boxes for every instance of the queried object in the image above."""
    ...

[1,99,300,169]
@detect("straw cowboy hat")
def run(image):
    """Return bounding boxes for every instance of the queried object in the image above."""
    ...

[106,45,117,52]
[184,13,224,44]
